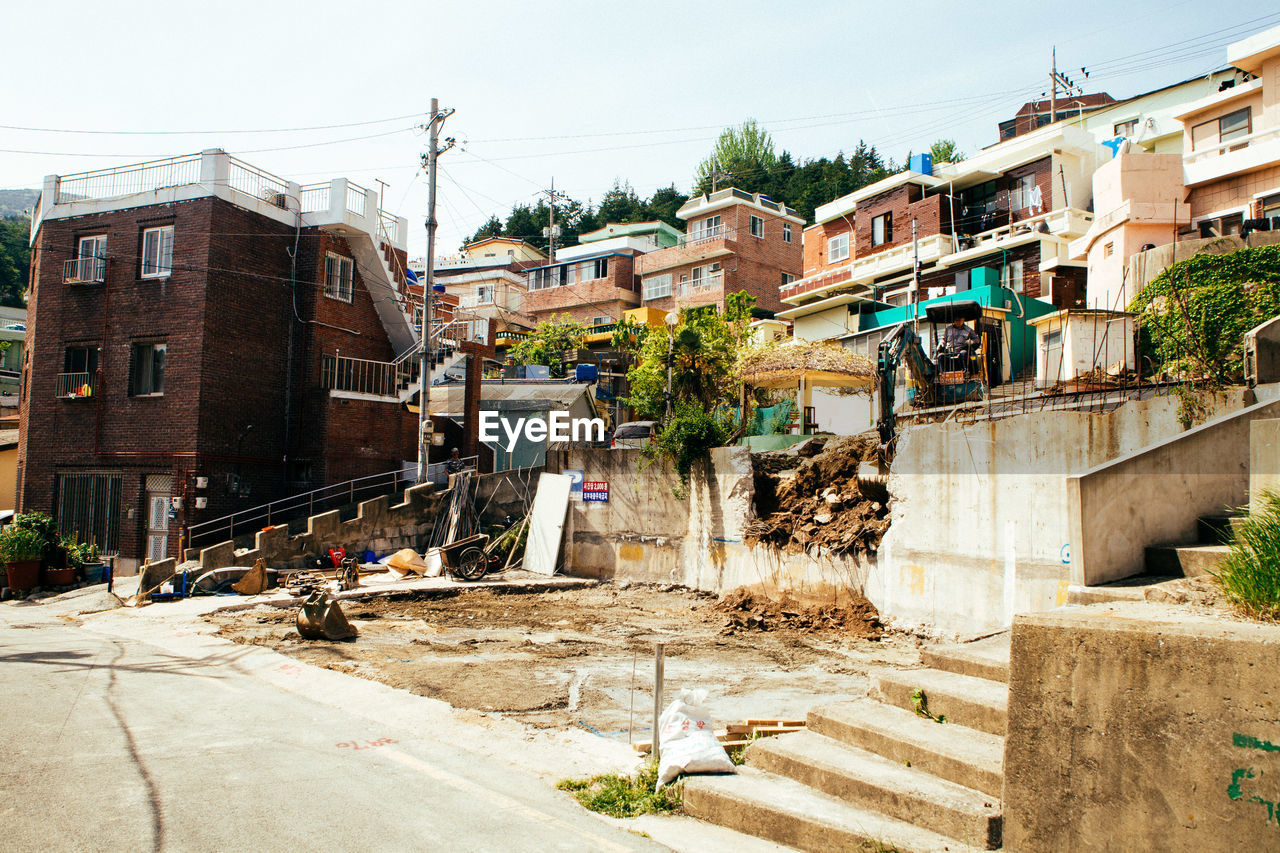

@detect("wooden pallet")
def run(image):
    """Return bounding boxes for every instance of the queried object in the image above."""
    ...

[632,719,806,754]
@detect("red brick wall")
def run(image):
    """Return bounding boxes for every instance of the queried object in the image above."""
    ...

[803,218,855,276]
[636,200,802,315]
[854,186,949,258]
[523,252,640,323]
[918,243,1044,300]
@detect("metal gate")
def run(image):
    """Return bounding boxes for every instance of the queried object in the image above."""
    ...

[145,474,173,562]
[55,472,122,554]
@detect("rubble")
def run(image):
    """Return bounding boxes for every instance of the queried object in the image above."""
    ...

[745,434,890,557]
[715,589,882,639]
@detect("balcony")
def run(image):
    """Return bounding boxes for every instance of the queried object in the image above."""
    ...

[63,256,105,285]
[55,372,95,398]
[678,225,736,247]
[1183,125,1280,187]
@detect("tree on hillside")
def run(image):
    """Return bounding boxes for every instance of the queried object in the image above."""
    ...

[596,181,646,224]
[463,215,504,247]
[0,217,31,307]
[693,120,778,197]
[643,185,689,229]
[929,139,964,164]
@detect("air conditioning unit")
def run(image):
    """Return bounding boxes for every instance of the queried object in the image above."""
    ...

[194,497,208,509]
[194,476,209,489]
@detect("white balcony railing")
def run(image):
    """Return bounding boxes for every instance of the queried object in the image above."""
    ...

[1185,125,1280,164]
[55,154,202,204]
[678,225,735,247]
[63,256,106,284]
[680,272,723,295]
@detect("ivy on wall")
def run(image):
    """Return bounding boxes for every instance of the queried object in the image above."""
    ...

[1129,245,1280,384]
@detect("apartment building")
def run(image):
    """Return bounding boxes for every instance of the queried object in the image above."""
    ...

[424,236,546,343]
[1179,26,1280,234]
[517,220,681,327]
[1070,27,1279,310]
[20,149,418,571]
[634,190,804,315]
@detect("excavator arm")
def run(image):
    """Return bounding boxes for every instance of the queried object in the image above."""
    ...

[875,323,937,449]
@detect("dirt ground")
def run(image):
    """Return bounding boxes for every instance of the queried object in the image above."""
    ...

[206,584,919,742]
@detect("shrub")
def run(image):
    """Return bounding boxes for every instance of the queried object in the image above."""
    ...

[0,525,47,563]
[1129,245,1280,383]
[556,760,682,818]
[1213,489,1280,621]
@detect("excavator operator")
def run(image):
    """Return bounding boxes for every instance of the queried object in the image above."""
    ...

[939,317,979,372]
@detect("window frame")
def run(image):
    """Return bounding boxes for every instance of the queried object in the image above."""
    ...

[783,222,793,243]
[1003,259,1025,293]
[324,252,355,303]
[872,213,893,247]
[130,341,166,397]
[75,234,108,283]
[827,233,850,263]
[642,273,673,301]
[476,284,495,304]
[750,215,764,239]
[781,272,797,286]
[1010,175,1036,211]
[140,225,174,279]
[1113,118,1139,137]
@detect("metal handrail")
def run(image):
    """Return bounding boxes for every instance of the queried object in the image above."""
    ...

[678,225,736,247]
[64,256,106,284]
[186,460,477,550]
[55,153,202,203]
[55,372,94,397]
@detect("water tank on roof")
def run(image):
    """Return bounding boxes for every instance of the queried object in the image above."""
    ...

[909,153,933,176]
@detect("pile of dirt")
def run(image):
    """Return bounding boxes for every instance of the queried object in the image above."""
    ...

[746,434,889,556]
[716,589,882,639]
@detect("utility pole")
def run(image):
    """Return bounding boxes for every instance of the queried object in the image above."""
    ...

[540,179,567,262]
[1050,46,1057,125]
[1048,47,1082,127]
[417,98,455,483]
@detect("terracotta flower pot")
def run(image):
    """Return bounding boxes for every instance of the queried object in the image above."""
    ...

[6,559,40,592]
[41,566,76,586]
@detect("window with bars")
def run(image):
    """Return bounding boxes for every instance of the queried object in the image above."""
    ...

[324,253,354,302]
[56,472,122,555]
[140,225,173,279]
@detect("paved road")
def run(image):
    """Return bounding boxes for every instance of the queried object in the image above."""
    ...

[0,602,666,853]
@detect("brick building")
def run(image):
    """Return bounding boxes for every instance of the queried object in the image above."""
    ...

[21,149,420,572]
[634,190,804,315]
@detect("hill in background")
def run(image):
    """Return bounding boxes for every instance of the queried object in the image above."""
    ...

[0,189,39,219]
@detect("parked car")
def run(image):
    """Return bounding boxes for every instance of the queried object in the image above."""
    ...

[611,420,658,450]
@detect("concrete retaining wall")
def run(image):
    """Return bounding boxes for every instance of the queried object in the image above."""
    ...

[552,447,872,606]
[878,388,1251,636]
[1004,605,1280,852]
[1067,397,1280,586]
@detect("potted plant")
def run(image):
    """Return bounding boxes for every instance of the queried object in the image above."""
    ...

[14,513,72,586]
[0,525,46,594]
[69,541,106,584]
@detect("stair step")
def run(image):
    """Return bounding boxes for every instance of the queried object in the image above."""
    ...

[1198,513,1244,545]
[683,767,964,853]
[870,668,1008,737]
[747,730,1000,848]
[808,699,1004,797]
[921,634,1010,683]
[1144,544,1230,577]
[1065,575,1182,606]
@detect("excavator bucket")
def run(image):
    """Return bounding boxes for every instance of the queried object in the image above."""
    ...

[296,591,358,641]
[232,558,270,595]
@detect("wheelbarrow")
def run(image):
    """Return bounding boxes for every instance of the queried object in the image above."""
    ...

[438,533,491,582]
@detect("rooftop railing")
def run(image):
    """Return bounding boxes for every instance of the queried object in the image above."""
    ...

[55,154,202,204]
[677,225,736,248]
[228,156,290,207]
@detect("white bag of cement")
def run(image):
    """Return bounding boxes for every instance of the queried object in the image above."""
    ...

[655,688,734,788]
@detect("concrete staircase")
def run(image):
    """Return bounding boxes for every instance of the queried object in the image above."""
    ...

[684,634,1011,851]
[1066,511,1242,605]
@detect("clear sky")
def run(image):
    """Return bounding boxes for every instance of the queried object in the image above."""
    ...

[5,1,1278,255]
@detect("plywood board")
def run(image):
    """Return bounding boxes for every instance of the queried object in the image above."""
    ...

[525,472,572,576]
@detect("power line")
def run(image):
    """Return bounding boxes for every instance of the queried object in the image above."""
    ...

[0,126,418,159]
[0,112,427,136]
